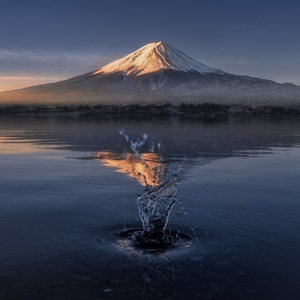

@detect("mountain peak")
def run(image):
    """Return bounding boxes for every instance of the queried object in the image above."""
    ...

[93,41,224,77]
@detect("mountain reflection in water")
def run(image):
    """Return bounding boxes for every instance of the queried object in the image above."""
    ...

[96,152,163,186]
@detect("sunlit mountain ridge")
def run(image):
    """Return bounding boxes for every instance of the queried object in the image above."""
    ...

[93,41,224,76]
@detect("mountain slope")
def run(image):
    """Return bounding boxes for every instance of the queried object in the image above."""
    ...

[1,41,300,106]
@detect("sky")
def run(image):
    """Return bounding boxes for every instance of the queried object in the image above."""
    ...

[1,0,300,91]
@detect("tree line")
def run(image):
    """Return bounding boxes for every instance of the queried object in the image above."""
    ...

[1,103,300,116]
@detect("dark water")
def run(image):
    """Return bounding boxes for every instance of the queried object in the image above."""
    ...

[1,115,300,300]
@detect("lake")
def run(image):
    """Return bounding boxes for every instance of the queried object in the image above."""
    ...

[1,114,300,300]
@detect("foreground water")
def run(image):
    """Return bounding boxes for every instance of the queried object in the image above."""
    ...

[1,115,300,300]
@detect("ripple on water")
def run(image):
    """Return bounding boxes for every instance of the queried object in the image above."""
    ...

[112,229,195,255]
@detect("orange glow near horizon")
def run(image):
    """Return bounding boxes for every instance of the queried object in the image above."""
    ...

[0,75,64,92]
[96,151,163,186]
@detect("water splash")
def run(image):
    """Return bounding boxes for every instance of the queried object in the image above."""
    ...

[119,128,149,155]
[137,179,177,235]
[113,128,194,252]
[132,177,184,250]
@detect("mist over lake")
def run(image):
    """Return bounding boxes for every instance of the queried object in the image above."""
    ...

[1,114,300,300]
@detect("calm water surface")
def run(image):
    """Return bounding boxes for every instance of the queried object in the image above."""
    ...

[1,115,300,300]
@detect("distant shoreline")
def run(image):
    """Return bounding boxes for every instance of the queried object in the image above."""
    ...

[1,103,300,117]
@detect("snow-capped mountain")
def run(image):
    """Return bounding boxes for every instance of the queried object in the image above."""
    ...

[93,41,224,76]
[1,41,300,106]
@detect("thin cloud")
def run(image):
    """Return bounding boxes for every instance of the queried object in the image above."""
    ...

[0,48,117,77]
[0,48,106,90]
[0,48,109,62]
[0,48,118,90]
